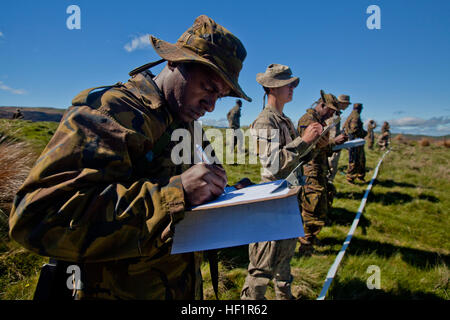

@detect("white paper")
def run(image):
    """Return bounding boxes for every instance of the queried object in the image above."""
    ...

[191,180,288,210]
[332,138,366,151]
[171,183,304,254]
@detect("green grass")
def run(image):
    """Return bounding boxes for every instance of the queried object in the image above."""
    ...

[202,132,449,300]
[0,119,58,154]
[0,122,448,299]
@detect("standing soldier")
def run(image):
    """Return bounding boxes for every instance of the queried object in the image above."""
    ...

[326,94,351,183]
[367,120,377,149]
[378,121,391,150]
[9,15,251,300]
[297,90,347,254]
[227,99,242,129]
[241,64,322,300]
[343,103,367,183]
[227,99,242,153]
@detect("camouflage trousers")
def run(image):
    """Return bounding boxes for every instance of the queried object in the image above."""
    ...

[327,151,341,183]
[347,146,366,181]
[241,238,297,300]
[367,135,375,149]
[298,174,334,241]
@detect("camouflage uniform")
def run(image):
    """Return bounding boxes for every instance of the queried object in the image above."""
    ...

[227,102,241,129]
[227,101,242,153]
[378,122,390,150]
[367,120,377,149]
[9,15,251,300]
[297,108,335,244]
[343,104,367,181]
[327,94,351,182]
[9,71,205,300]
[241,105,309,300]
[241,64,306,300]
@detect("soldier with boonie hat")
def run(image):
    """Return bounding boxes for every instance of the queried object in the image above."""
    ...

[241,64,322,300]
[297,90,348,255]
[327,94,352,182]
[343,102,368,182]
[9,15,250,300]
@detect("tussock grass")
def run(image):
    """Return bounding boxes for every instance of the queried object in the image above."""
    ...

[0,121,53,300]
[0,139,34,211]
[419,138,431,147]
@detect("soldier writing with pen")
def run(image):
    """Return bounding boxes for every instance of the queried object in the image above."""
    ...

[9,15,251,300]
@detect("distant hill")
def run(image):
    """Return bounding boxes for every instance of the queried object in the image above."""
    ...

[0,106,66,122]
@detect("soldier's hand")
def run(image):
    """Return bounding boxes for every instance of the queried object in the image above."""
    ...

[302,123,323,144]
[334,133,348,145]
[181,163,227,206]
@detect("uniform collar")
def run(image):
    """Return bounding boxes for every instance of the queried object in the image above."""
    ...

[127,71,166,110]
[265,104,287,118]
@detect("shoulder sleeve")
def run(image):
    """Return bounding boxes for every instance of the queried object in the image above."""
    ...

[9,103,185,263]
[251,113,309,181]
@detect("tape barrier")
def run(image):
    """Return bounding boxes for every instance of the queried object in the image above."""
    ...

[317,149,391,300]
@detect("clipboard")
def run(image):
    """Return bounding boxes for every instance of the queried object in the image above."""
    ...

[171,180,304,254]
[332,138,366,151]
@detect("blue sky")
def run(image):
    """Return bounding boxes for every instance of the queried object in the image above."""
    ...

[1,0,449,136]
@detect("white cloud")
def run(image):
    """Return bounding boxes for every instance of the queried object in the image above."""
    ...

[389,116,450,127]
[387,116,450,136]
[0,31,3,37]
[124,34,151,52]
[0,81,27,95]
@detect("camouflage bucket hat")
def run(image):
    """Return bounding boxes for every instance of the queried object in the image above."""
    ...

[320,90,340,111]
[256,64,300,88]
[337,94,351,110]
[150,15,251,102]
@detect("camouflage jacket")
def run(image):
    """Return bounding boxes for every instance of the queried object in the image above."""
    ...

[343,110,367,138]
[227,104,241,129]
[250,105,309,182]
[9,70,208,300]
[297,108,333,177]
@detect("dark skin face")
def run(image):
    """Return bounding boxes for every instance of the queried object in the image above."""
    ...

[315,102,336,121]
[163,62,231,123]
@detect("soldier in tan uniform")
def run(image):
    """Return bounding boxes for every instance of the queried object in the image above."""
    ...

[297,91,347,254]
[326,94,351,183]
[9,15,251,300]
[227,99,242,129]
[343,103,368,182]
[367,120,377,149]
[240,64,322,300]
[378,121,391,150]
[227,99,243,153]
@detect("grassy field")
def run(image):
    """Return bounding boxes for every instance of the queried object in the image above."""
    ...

[203,129,449,300]
[0,119,448,300]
